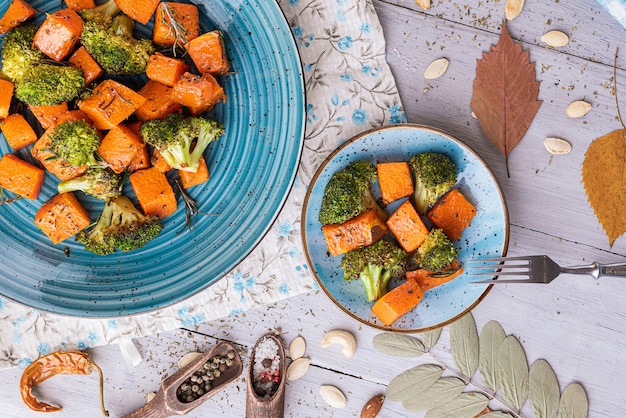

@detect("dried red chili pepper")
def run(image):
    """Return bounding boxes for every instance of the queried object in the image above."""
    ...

[20,350,109,416]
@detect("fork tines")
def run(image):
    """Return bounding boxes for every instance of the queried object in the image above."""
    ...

[466,257,531,277]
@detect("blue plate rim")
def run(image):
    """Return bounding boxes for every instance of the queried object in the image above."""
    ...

[0,0,307,318]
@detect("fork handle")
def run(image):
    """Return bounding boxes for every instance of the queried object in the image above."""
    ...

[598,262,626,278]
[561,262,626,279]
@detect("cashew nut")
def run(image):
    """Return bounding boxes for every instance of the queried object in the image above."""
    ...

[320,330,356,357]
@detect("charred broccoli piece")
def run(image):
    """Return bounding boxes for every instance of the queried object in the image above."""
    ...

[341,240,409,302]
[76,195,163,255]
[14,63,85,106]
[79,0,154,75]
[1,24,45,83]
[49,119,101,167]
[408,152,457,214]
[319,160,387,226]
[57,167,123,200]
[414,228,458,272]
[140,113,224,173]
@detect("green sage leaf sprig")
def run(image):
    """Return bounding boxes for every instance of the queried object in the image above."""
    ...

[374,312,589,417]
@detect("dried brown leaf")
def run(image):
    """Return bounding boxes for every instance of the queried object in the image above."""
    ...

[471,20,542,176]
[582,129,626,246]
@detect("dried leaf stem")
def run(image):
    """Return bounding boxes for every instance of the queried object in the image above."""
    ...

[614,48,625,129]
[422,345,523,418]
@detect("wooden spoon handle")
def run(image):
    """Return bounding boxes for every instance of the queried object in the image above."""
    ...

[123,391,172,418]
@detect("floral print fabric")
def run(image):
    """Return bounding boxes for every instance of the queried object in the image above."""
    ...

[0,0,405,369]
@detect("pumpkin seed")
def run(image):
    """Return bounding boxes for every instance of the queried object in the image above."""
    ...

[289,335,306,360]
[505,0,524,20]
[416,0,431,10]
[541,30,569,47]
[286,357,310,380]
[319,385,347,408]
[544,137,572,155]
[424,58,449,80]
[566,100,592,118]
[178,352,201,369]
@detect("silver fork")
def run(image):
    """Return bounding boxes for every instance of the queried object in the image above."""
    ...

[467,255,626,284]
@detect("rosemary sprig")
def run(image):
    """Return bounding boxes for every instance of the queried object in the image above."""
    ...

[160,3,190,57]
[0,188,23,205]
[174,178,217,232]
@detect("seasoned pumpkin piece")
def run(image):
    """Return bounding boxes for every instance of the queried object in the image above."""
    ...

[172,72,226,115]
[377,162,414,205]
[426,189,477,242]
[69,46,104,85]
[1,113,37,150]
[30,110,92,181]
[386,200,429,252]
[115,0,160,25]
[178,156,209,189]
[128,143,151,172]
[321,208,388,257]
[135,80,182,121]
[33,9,84,62]
[29,102,69,129]
[98,124,144,173]
[34,192,91,244]
[371,279,424,326]
[64,0,96,10]
[151,149,172,173]
[185,30,229,76]
[0,0,37,34]
[152,2,199,46]
[146,53,190,87]
[405,260,463,292]
[129,166,177,219]
[0,153,45,199]
[0,79,15,119]
[78,79,146,130]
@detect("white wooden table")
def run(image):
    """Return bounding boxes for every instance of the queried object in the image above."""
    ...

[2,0,626,416]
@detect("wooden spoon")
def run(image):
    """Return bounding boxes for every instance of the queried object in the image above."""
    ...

[124,341,243,418]
[246,333,286,418]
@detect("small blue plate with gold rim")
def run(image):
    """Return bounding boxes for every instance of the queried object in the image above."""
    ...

[302,124,509,332]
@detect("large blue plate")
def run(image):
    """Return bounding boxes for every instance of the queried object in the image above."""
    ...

[0,0,305,316]
[302,125,509,332]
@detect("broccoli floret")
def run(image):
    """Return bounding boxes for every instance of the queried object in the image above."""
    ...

[408,152,457,214]
[341,240,409,302]
[1,24,45,83]
[14,63,85,106]
[49,119,101,167]
[140,114,224,173]
[57,167,123,200]
[76,195,163,255]
[319,160,387,226]
[79,0,154,76]
[414,228,458,272]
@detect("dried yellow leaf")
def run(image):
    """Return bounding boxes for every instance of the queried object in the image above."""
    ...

[416,0,431,10]
[582,129,626,246]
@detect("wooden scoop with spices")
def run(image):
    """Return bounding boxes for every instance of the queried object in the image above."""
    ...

[246,332,286,418]
[124,341,243,418]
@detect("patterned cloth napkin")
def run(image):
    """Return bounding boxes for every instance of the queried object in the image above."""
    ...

[596,0,626,27]
[0,0,405,369]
